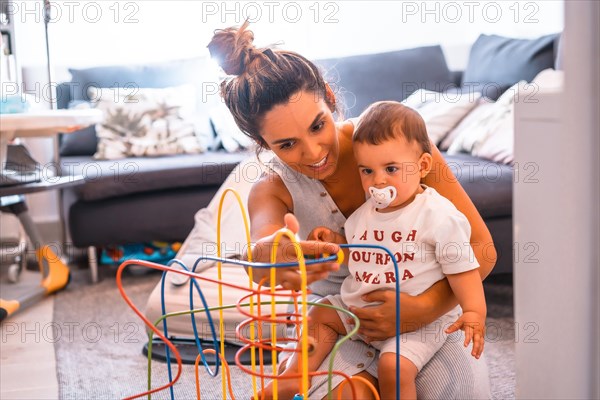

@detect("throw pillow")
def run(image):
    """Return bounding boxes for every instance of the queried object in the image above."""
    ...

[90,85,205,160]
[401,89,481,146]
[438,97,494,151]
[470,69,564,165]
[209,104,254,153]
[462,33,559,100]
[446,81,531,162]
[471,116,514,165]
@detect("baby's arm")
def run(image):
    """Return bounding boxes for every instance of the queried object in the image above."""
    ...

[308,226,347,244]
[307,226,349,262]
[445,270,487,358]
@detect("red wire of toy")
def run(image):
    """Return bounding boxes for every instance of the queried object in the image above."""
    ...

[116,259,361,399]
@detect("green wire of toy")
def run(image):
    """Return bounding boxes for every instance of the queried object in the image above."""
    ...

[146,300,360,399]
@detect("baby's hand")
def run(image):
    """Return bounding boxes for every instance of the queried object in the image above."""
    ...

[307,226,346,244]
[445,311,485,359]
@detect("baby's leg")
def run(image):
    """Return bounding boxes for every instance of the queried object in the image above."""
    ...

[260,300,346,399]
[379,354,417,400]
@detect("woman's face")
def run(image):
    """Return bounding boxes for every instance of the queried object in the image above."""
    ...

[260,90,339,180]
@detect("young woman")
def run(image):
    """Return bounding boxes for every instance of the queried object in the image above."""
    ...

[208,22,496,399]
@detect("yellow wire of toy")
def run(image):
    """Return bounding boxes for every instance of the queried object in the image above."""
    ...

[217,188,256,399]
[271,230,310,399]
[216,188,343,399]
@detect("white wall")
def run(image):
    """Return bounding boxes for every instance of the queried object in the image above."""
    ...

[16,1,564,69]
[9,0,564,223]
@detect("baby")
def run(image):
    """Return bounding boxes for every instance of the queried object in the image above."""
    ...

[264,101,486,399]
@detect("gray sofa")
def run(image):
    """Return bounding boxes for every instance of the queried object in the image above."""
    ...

[56,57,251,257]
[58,33,560,276]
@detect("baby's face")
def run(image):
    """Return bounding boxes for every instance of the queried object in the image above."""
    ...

[354,136,429,212]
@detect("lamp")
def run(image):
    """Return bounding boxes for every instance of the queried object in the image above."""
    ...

[42,0,61,175]
[43,0,55,110]
[41,0,67,249]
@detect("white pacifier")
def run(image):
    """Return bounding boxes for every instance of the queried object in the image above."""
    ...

[369,186,397,209]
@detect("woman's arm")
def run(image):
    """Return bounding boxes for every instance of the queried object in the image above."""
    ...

[347,279,456,338]
[424,143,498,278]
[244,174,340,289]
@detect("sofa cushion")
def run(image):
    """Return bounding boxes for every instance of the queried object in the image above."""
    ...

[56,97,98,156]
[462,33,559,99]
[209,104,254,152]
[67,57,215,102]
[440,153,513,219]
[61,151,250,202]
[59,125,98,157]
[68,187,219,247]
[316,46,453,118]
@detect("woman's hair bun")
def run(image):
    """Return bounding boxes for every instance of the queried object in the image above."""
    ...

[207,21,256,76]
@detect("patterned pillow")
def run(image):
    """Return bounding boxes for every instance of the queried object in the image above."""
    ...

[445,81,528,160]
[402,89,481,146]
[90,85,205,160]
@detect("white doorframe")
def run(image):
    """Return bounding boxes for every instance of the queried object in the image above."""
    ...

[514,1,599,398]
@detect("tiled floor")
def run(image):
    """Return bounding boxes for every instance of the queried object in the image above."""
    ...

[1,270,59,400]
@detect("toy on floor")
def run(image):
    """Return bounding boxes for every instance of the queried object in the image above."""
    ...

[101,241,182,266]
[116,188,401,400]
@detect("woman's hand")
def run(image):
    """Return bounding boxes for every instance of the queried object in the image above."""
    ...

[246,214,340,291]
[345,290,397,341]
[346,289,436,341]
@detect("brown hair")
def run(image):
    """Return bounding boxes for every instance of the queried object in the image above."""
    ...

[207,22,335,149]
[353,101,431,154]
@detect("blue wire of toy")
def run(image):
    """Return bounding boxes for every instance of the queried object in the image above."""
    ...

[185,254,340,270]
[159,250,396,399]
[194,250,398,398]
[157,255,338,393]
[340,243,401,400]
[158,259,221,400]
[188,257,222,377]
[184,254,340,374]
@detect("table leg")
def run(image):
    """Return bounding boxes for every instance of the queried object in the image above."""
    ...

[0,130,14,171]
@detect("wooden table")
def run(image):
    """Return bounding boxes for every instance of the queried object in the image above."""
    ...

[0,109,102,184]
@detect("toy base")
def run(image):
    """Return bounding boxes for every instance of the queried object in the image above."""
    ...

[143,338,273,366]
